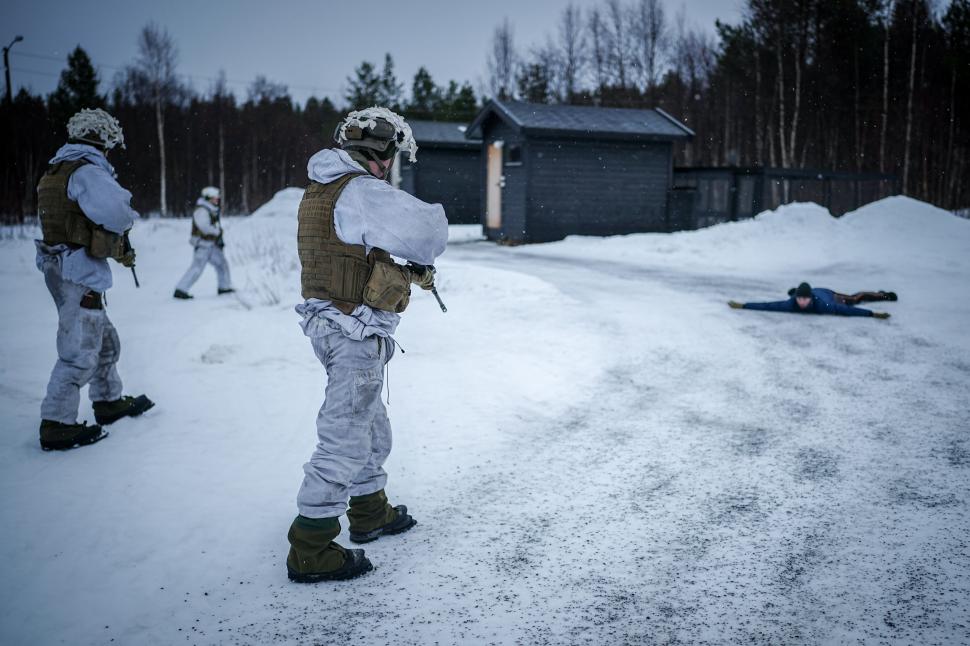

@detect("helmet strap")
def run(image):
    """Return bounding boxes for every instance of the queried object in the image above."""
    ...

[346,148,391,180]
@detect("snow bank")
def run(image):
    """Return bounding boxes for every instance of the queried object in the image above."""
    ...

[2,194,968,645]
[447,224,485,243]
[250,187,304,218]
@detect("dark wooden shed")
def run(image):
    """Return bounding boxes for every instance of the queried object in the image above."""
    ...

[397,120,482,225]
[670,167,900,230]
[465,100,693,243]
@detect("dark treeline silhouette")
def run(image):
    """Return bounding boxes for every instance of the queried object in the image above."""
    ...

[487,0,969,210]
[4,2,967,220]
[1,24,478,221]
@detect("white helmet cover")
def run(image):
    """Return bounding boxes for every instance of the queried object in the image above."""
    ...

[336,106,418,162]
[67,108,126,150]
[201,186,221,199]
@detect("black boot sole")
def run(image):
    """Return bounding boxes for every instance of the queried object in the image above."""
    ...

[95,395,155,426]
[349,508,418,544]
[287,550,373,582]
[41,428,109,451]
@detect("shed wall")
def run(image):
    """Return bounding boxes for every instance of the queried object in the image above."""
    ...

[402,148,481,225]
[526,138,671,242]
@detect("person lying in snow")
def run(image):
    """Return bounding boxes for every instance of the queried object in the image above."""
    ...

[728,282,895,319]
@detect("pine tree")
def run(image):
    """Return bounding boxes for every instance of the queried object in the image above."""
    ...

[408,67,440,120]
[517,63,552,103]
[378,53,404,110]
[437,81,478,122]
[47,46,104,135]
[345,61,381,109]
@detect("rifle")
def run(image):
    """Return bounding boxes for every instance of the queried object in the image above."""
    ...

[123,232,140,288]
[406,263,447,313]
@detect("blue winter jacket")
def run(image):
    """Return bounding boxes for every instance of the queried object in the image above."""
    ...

[743,288,874,317]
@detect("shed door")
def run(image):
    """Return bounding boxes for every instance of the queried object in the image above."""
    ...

[486,142,503,230]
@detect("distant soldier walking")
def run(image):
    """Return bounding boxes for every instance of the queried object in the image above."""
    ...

[286,107,448,582]
[35,108,154,451]
[173,186,234,299]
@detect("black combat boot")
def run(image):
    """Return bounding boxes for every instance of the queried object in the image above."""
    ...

[286,516,373,583]
[173,289,193,299]
[92,395,155,426]
[217,288,235,295]
[39,420,107,451]
[348,489,417,544]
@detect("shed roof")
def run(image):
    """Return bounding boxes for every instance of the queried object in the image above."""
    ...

[409,120,480,149]
[466,100,694,141]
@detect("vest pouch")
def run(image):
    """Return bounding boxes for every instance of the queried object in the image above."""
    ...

[362,261,412,313]
[331,254,372,304]
[63,211,94,248]
[88,227,125,260]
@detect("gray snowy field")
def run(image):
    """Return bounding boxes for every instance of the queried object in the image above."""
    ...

[1,195,968,645]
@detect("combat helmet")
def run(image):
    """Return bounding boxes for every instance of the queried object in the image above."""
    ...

[334,107,417,166]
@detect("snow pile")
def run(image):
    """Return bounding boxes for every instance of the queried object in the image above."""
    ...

[447,224,485,243]
[1,195,968,644]
[249,187,305,218]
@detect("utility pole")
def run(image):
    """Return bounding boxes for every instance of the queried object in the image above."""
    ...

[3,35,24,104]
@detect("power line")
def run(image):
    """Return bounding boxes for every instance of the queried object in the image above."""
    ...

[9,49,341,95]
[11,67,61,79]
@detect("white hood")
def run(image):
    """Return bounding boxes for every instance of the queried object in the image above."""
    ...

[49,143,116,178]
[307,148,368,185]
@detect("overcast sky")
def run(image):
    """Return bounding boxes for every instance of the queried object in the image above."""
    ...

[3,0,743,107]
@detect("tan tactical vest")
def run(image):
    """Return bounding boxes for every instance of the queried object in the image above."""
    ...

[191,205,221,241]
[298,172,411,315]
[37,160,126,261]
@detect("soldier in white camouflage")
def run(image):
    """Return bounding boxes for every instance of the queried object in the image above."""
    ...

[286,107,448,582]
[173,186,234,299]
[35,108,154,451]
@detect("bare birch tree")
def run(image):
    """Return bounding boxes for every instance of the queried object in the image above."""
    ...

[557,4,585,101]
[632,0,669,95]
[606,0,630,88]
[134,23,178,216]
[902,0,918,193]
[880,0,894,173]
[587,7,611,94]
[212,71,229,210]
[487,18,517,100]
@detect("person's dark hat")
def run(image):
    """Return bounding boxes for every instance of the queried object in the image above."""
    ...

[795,282,813,298]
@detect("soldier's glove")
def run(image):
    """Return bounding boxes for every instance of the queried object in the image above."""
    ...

[216,235,225,249]
[728,300,744,309]
[872,312,891,319]
[119,250,136,267]
[119,232,136,267]
[409,265,436,291]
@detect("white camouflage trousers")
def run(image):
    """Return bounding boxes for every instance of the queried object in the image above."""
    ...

[297,325,395,518]
[39,257,123,425]
[175,244,232,293]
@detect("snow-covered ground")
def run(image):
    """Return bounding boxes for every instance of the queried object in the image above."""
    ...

[1,196,968,645]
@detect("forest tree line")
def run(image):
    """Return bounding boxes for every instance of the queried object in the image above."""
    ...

[0,24,478,221]
[486,0,969,209]
[3,0,969,221]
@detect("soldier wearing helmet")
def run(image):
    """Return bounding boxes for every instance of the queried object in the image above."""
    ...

[34,108,154,451]
[173,185,234,299]
[285,107,448,583]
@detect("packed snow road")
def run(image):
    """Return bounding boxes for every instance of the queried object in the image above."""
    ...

[1,196,968,645]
